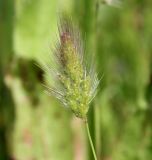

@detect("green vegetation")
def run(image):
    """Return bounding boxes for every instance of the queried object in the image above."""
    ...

[0,0,152,160]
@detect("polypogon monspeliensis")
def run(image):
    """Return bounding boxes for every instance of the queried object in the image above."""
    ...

[41,16,99,119]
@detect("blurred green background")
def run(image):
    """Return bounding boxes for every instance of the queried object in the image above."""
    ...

[0,0,152,160]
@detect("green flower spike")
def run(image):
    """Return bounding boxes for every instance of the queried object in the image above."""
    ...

[41,16,99,160]
[42,17,99,119]
[43,18,99,119]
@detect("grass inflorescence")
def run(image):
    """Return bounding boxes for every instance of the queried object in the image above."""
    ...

[42,15,99,120]
[40,15,99,160]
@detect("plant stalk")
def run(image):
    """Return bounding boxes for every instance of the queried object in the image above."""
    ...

[85,119,98,160]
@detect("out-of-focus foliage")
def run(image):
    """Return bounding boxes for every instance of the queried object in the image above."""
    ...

[0,0,152,160]
[0,0,15,159]
[97,2,152,160]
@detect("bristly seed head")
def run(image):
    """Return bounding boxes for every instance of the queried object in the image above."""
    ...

[42,16,99,119]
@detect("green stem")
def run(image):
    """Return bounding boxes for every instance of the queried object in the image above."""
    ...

[85,119,98,160]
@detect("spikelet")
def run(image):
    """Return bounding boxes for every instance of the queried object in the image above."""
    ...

[42,16,99,119]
